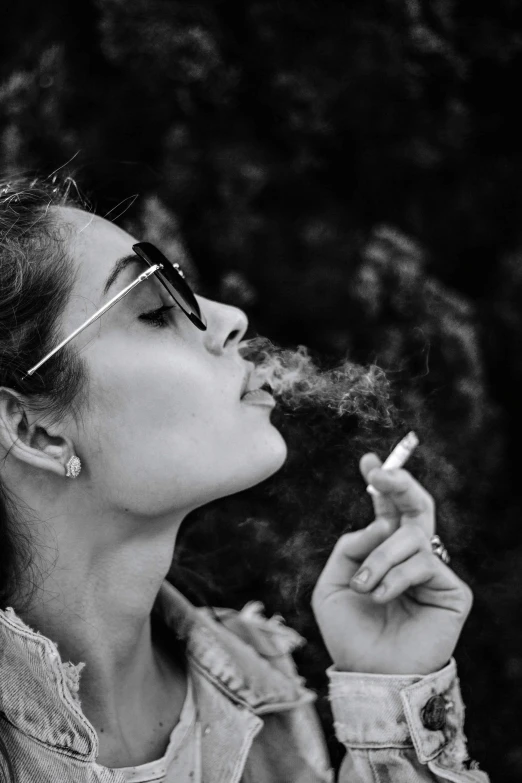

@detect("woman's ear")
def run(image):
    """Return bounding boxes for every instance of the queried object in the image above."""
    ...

[0,388,77,478]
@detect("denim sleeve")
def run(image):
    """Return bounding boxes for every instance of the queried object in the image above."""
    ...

[327,660,490,782]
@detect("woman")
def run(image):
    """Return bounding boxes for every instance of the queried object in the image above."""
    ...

[0,177,488,783]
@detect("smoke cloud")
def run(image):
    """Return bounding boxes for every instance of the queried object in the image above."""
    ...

[239,336,395,429]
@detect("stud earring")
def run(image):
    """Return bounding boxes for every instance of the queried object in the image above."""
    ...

[65,455,82,479]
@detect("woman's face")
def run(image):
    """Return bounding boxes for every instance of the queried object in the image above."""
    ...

[57,207,287,519]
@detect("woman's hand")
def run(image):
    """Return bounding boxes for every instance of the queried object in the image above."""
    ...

[311,453,473,675]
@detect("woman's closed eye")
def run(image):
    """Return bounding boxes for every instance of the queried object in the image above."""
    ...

[139,304,176,328]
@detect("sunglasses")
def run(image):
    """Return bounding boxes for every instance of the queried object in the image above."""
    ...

[25,242,207,378]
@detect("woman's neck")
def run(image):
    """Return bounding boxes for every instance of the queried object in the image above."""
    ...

[15,495,187,751]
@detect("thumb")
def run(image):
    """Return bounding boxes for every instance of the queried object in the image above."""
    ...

[360,452,401,526]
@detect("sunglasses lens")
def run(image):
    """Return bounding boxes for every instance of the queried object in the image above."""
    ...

[133,243,207,330]
[158,265,196,312]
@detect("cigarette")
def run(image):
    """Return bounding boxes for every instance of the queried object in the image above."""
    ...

[366,431,419,497]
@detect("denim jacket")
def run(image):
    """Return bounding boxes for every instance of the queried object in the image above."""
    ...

[0,580,489,783]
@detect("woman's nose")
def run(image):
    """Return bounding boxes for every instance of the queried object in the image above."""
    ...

[202,299,249,356]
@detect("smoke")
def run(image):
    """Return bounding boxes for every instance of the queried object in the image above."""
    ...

[239,336,395,429]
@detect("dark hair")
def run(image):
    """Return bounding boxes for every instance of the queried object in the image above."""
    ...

[0,175,89,782]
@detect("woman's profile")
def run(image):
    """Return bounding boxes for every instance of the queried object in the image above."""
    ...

[0,177,489,782]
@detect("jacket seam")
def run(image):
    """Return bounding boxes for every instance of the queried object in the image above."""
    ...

[188,649,314,715]
[428,759,486,783]
[0,712,92,762]
[339,740,415,750]
[368,750,380,783]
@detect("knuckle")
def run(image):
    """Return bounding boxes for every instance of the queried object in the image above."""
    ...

[419,550,435,570]
[388,469,411,491]
[461,582,474,611]
[367,547,390,571]
[373,467,407,491]
[311,584,324,611]
[424,492,435,512]
[334,532,356,555]
[385,564,406,590]
[407,524,429,547]
[332,533,350,554]
[398,467,416,485]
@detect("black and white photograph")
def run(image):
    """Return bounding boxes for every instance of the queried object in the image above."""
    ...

[0,2,518,781]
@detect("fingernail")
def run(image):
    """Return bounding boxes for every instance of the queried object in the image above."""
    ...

[352,568,370,585]
[373,584,386,598]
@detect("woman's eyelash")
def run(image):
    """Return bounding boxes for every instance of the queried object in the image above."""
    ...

[139,305,176,328]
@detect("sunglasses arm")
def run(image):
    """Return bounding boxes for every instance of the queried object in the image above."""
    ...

[25,264,162,378]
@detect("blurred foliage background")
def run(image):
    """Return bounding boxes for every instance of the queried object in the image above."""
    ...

[2,0,521,779]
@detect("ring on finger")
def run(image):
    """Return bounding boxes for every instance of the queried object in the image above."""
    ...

[430,534,450,565]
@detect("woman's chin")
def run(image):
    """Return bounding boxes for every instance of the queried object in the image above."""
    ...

[249,433,288,486]
[227,432,288,495]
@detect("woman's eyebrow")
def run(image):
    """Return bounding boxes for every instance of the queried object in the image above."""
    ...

[103,253,143,296]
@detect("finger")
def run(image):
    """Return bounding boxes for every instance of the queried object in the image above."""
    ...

[359,452,383,482]
[315,518,394,592]
[366,467,435,536]
[370,551,468,610]
[360,453,400,523]
[350,524,431,593]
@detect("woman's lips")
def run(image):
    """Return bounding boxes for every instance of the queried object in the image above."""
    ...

[241,388,276,407]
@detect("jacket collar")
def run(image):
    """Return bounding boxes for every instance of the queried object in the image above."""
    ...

[154,580,314,714]
[0,581,312,759]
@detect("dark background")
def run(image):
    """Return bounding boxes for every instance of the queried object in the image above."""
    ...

[1,1,521,779]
